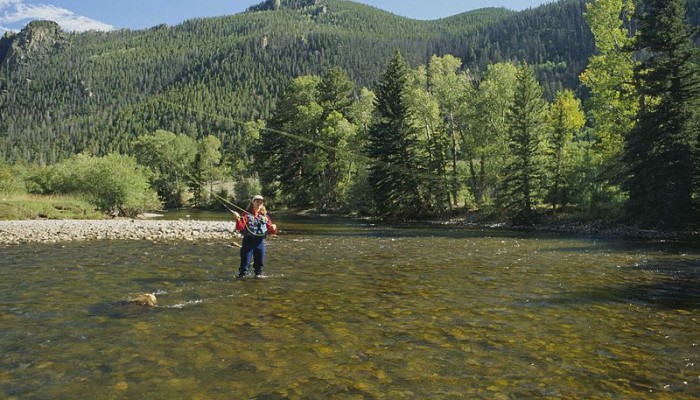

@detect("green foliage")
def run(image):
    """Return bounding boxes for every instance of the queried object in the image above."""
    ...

[0,161,27,194]
[192,135,225,207]
[461,62,518,208]
[131,130,197,208]
[234,177,263,209]
[0,194,102,220]
[0,0,603,165]
[27,153,160,216]
[579,0,638,192]
[366,51,425,218]
[500,64,549,223]
[258,67,360,211]
[546,89,586,209]
[624,0,700,228]
[424,55,467,210]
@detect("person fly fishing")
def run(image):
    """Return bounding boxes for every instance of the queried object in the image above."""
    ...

[231,195,277,278]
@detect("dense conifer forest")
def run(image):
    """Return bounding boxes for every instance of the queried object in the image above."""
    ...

[1,0,699,228]
[0,0,597,164]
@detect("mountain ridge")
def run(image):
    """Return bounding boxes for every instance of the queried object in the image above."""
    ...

[0,0,697,164]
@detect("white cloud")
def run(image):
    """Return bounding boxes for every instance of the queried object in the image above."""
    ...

[0,0,113,32]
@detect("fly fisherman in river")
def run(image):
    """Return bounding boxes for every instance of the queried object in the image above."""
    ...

[231,195,277,278]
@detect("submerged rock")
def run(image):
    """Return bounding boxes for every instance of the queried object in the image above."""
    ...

[125,293,158,307]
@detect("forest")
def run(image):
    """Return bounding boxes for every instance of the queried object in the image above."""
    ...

[0,0,699,229]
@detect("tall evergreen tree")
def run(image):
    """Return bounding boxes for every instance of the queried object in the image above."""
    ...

[317,67,356,209]
[318,66,354,120]
[366,51,424,218]
[500,64,549,223]
[624,0,700,228]
[257,75,323,207]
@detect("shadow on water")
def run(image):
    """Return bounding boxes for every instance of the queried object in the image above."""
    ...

[551,258,700,310]
[545,237,700,256]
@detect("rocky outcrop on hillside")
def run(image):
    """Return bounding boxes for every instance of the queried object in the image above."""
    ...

[0,20,65,67]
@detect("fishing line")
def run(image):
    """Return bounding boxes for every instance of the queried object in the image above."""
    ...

[159,98,501,188]
[182,168,270,238]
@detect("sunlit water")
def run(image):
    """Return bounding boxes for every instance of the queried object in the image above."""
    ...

[1,213,698,399]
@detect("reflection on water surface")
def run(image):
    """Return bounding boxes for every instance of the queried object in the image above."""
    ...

[1,214,698,398]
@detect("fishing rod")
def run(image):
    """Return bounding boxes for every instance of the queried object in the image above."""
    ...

[160,97,511,218]
[160,99,483,187]
[182,167,272,238]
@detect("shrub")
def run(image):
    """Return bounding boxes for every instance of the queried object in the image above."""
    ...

[28,153,161,216]
[0,163,27,194]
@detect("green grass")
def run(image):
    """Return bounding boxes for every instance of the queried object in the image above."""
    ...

[0,194,104,220]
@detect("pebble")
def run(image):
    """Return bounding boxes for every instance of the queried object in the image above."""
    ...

[0,219,240,244]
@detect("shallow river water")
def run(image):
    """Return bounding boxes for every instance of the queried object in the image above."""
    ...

[1,213,698,399]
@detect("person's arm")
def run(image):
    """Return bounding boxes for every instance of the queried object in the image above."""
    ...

[266,215,278,235]
[231,211,245,231]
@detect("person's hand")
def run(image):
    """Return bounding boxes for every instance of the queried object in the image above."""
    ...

[271,224,277,234]
[231,211,240,219]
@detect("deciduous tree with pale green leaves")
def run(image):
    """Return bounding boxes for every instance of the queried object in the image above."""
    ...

[131,130,197,208]
[579,0,638,214]
[192,134,224,207]
[426,54,471,208]
[257,67,361,210]
[405,61,449,213]
[461,62,517,207]
[579,0,638,161]
[546,89,586,210]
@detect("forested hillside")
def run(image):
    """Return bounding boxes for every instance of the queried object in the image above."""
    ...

[0,0,602,164]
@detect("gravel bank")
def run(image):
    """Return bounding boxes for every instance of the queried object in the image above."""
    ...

[0,219,239,244]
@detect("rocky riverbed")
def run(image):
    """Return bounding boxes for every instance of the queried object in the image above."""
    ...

[0,219,240,244]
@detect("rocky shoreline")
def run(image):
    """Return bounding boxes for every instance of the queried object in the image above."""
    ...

[0,219,240,245]
[1,216,697,245]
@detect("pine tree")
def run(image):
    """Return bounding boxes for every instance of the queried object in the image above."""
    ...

[366,51,424,218]
[317,67,356,209]
[500,64,549,223]
[624,0,700,228]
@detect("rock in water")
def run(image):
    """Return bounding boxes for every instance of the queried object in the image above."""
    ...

[125,293,158,307]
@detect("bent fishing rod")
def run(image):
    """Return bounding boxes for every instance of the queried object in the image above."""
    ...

[182,168,272,238]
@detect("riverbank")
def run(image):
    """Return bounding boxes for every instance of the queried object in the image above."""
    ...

[2,214,697,245]
[434,216,700,241]
[0,219,239,245]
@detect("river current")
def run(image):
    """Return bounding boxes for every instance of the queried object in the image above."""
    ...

[1,213,698,398]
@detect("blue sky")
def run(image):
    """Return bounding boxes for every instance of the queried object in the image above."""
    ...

[0,0,554,34]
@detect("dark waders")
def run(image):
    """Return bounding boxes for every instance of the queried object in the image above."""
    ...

[238,235,266,277]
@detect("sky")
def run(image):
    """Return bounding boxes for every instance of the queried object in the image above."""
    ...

[0,0,555,35]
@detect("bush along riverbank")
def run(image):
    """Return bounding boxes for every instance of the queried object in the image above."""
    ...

[0,219,240,245]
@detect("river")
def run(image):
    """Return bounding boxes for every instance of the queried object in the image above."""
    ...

[1,213,698,398]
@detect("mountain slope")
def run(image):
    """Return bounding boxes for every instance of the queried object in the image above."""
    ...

[2,0,695,164]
